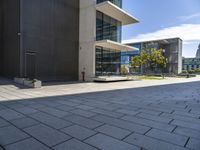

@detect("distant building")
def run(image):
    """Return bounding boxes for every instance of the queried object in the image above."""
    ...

[182,58,200,70]
[183,43,200,70]
[122,38,183,74]
[196,44,200,58]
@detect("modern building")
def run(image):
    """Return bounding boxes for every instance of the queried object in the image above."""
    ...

[183,43,200,70]
[122,38,183,74]
[196,43,200,58]
[182,58,200,70]
[0,0,138,81]
[80,0,138,80]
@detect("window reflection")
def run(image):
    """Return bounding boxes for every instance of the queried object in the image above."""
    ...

[96,47,121,76]
[97,0,122,8]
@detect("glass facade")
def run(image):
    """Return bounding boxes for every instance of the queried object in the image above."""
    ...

[96,11,121,42]
[196,44,200,58]
[183,58,200,70]
[123,38,182,74]
[97,0,122,8]
[95,0,122,76]
[121,43,141,65]
[96,47,121,76]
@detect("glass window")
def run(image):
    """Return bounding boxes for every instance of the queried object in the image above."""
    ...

[95,47,121,76]
[96,11,122,42]
[97,0,122,8]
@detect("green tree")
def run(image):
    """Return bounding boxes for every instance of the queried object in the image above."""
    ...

[131,55,142,69]
[195,68,200,74]
[130,48,167,76]
[121,65,128,75]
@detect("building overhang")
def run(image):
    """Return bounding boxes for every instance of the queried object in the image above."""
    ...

[96,1,139,25]
[95,40,139,51]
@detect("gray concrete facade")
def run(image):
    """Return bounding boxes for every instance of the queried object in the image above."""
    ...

[0,0,80,81]
[0,0,3,76]
[1,0,21,78]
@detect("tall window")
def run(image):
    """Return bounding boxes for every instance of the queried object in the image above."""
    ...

[96,47,121,76]
[96,1,122,76]
[96,11,121,42]
[97,0,122,8]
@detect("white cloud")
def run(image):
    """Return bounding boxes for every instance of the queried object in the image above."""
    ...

[178,13,200,21]
[123,24,200,44]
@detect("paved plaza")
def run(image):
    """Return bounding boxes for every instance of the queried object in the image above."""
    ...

[0,77,200,150]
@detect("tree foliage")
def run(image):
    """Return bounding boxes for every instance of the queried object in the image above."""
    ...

[121,65,128,74]
[130,48,167,73]
[130,55,142,69]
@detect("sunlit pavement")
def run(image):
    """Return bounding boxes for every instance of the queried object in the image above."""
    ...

[0,77,200,150]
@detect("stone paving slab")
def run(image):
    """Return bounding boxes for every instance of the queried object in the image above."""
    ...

[173,127,200,140]
[171,119,200,131]
[24,124,71,147]
[146,128,188,146]
[95,124,131,140]
[0,109,25,121]
[124,133,189,150]
[53,139,98,150]
[0,78,200,149]
[90,108,124,118]
[186,138,200,150]
[0,126,29,146]
[173,110,200,118]
[11,117,40,129]
[122,115,176,132]
[36,106,70,118]
[85,133,139,150]
[5,138,51,150]
[0,118,10,128]
[13,107,39,115]
[161,113,200,124]
[70,109,97,118]
[136,113,172,123]
[55,105,76,112]
[92,115,150,134]
[63,114,103,129]
[29,112,73,129]
[115,109,139,116]
[61,125,97,140]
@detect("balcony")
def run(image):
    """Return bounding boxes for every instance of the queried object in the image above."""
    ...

[95,40,139,51]
[96,1,139,25]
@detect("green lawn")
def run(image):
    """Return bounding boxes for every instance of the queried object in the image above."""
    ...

[128,75,164,80]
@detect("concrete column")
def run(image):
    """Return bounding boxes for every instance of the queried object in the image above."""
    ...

[79,0,96,81]
[177,39,183,74]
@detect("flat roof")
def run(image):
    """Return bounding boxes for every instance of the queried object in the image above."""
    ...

[96,1,139,25]
[124,37,182,45]
[95,40,139,51]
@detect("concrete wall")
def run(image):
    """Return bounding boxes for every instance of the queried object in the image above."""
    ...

[22,0,80,81]
[79,0,96,81]
[1,0,21,78]
[0,0,3,75]
[178,39,183,73]
[164,38,182,74]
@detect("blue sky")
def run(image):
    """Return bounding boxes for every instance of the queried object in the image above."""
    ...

[122,0,200,57]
